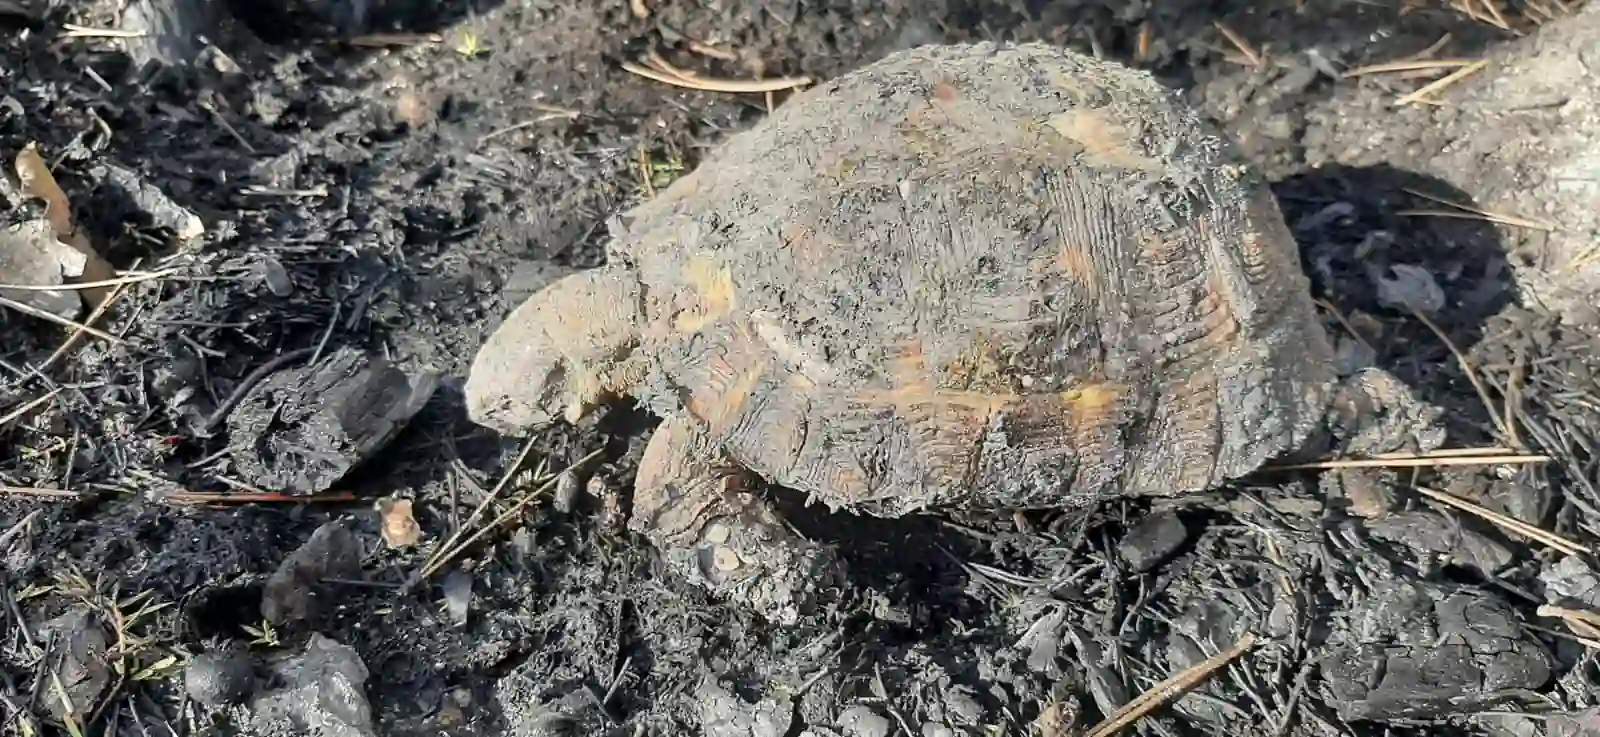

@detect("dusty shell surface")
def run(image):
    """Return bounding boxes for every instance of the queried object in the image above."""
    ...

[597,42,1338,515]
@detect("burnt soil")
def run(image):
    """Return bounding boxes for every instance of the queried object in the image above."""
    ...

[2,1,1598,736]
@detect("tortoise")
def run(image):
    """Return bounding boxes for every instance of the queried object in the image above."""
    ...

[465,42,1439,624]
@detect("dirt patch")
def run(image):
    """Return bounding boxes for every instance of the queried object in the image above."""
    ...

[0,1,1596,736]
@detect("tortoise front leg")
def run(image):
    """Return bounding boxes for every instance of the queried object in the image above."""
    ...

[631,414,840,625]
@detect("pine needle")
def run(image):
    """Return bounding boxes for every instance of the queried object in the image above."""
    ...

[1342,58,1481,77]
[1265,453,1549,471]
[1212,21,1263,67]
[1396,59,1489,104]
[621,57,811,93]
[1414,485,1587,557]
[1083,633,1259,737]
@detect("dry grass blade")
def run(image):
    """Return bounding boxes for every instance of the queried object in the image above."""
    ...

[239,185,329,198]
[415,446,606,583]
[1414,485,1587,556]
[1399,188,1556,231]
[1313,297,1374,352]
[49,671,85,737]
[0,486,79,498]
[1371,446,1514,458]
[0,268,178,292]
[1083,632,1259,737]
[1342,58,1481,77]
[1563,243,1600,273]
[1538,604,1600,633]
[687,40,738,62]
[621,59,812,93]
[60,23,145,38]
[1265,453,1549,471]
[1398,208,1564,229]
[1521,0,1560,21]
[0,388,61,428]
[0,509,42,549]
[35,265,141,375]
[1135,22,1155,63]
[479,105,582,144]
[0,295,125,344]
[1526,621,1600,649]
[1504,353,1526,449]
[1211,21,1263,67]
[636,145,657,199]
[163,490,357,506]
[344,32,443,47]
[1477,0,1513,29]
[1569,619,1600,640]
[1400,33,1455,62]
[1450,0,1514,29]
[640,50,689,80]
[1396,59,1488,104]
[1407,304,1516,442]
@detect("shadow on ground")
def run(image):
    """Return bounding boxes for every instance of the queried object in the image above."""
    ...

[1273,164,1517,444]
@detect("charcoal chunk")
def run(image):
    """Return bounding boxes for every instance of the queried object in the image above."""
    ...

[185,651,256,707]
[228,347,440,495]
[1322,581,1551,721]
[1365,511,1513,576]
[261,521,364,625]
[246,634,375,737]
[1117,512,1187,572]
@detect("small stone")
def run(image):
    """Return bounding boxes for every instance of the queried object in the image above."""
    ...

[436,702,466,728]
[703,521,731,545]
[185,651,256,707]
[713,546,743,572]
[442,569,473,626]
[1117,512,1187,572]
[1268,597,1297,638]
[261,521,364,626]
[553,471,580,513]
[436,688,473,729]
[1333,333,1378,375]
[1477,706,1600,737]
[943,686,982,724]
[838,705,891,737]
[695,677,793,737]
[1326,468,1393,518]
[260,257,292,296]
[1021,609,1065,674]
[585,475,610,500]
[1259,112,1296,140]
[1273,62,1318,95]
[1478,478,1553,527]
[1373,263,1445,313]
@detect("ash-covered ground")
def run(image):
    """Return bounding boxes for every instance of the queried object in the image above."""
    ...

[1,1,1598,736]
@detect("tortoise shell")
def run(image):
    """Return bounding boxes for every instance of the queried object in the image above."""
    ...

[502,42,1338,517]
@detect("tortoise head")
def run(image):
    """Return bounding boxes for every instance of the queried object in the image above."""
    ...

[466,266,644,434]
